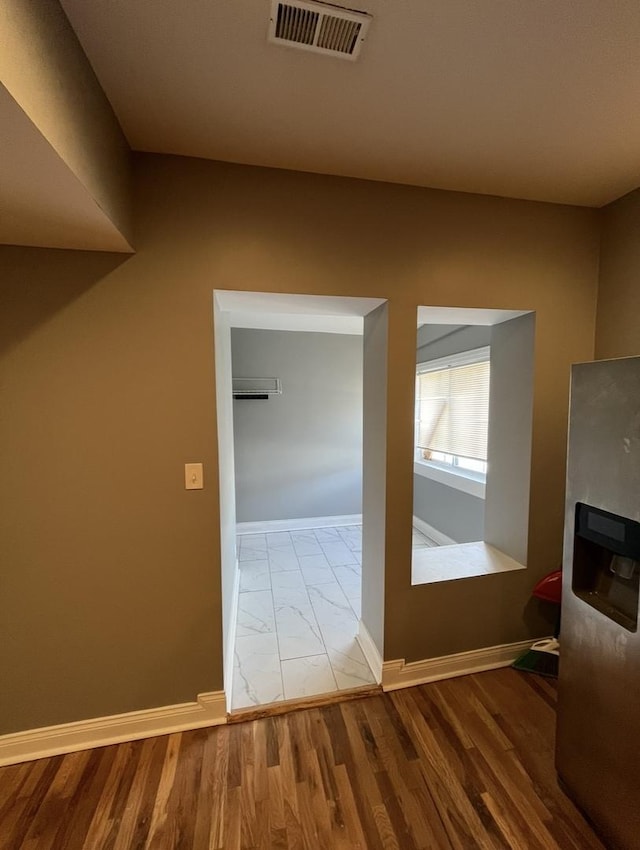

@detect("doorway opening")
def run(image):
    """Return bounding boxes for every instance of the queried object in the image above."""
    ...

[214,291,386,712]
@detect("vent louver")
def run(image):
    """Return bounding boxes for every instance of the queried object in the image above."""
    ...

[268,1,371,60]
[232,377,282,399]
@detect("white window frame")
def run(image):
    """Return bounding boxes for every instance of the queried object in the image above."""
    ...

[414,346,490,499]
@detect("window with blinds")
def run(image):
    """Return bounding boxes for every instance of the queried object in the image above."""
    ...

[415,347,490,468]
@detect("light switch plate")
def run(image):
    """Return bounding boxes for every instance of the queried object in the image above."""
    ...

[185,462,204,490]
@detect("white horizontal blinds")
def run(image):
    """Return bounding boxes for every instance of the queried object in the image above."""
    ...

[416,358,490,461]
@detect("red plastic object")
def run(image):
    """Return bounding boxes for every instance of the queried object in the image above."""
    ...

[532,569,562,605]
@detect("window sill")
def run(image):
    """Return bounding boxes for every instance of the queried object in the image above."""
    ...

[413,460,486,499]
[411,542,526,585]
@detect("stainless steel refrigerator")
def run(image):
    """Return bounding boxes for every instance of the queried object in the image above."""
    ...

[557,356,640,850]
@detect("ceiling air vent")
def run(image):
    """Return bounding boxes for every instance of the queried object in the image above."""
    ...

[268,0,371,60]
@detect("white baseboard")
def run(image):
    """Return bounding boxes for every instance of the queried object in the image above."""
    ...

[382,639,536,692]
[0,691,227,767]
[412,515,456,547]
[356,620,383,683]
[237,514,362,535]
[224,559,241,711]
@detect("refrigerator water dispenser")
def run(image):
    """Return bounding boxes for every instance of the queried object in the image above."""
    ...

[572,502,640,632]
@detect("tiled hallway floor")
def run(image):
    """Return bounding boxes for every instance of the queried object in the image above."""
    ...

[232,523,439,710]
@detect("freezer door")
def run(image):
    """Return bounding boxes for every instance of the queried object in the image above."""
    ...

[557,358,640,850]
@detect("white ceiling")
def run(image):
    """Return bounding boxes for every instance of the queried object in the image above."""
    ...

[60,0,640,207]
[0,84,131,252]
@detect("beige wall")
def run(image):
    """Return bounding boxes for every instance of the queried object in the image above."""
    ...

[0,0,132,246]
[0,239,222,733]
[595,188,640,359]
[0,154,600,732]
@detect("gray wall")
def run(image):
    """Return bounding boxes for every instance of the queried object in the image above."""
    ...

[413,324,490,541]
[231,328,363,523]
[484,312,536,564]
[413,475,485,542]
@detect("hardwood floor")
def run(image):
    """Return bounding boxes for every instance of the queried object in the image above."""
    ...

[0,669,605,849]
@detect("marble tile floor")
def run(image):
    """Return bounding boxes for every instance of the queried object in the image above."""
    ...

[231,523,439,710]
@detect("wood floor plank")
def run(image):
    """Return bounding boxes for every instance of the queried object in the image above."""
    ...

[485,672,605,850]
[410,780,456,850]
[303,745,332,844]
[5,758,70,850]
[481,791,530,850]
[409,686,476,789]
[361,697,449,850]
[466,744,557,850]
[431,681,557,849]
[205,728,231,850]
[278,713,305,850]
[392,689,498,850]
[332,762,369,849]
[264,716,280,768]
[190,728,219,850]
[143,732,182,850]
[225,785,243,850]
[266,764,286,836]
[379,694,420,762]
[375,768,418,850]
[338,700,389,850]
[54,747,119,850]
[0,761,30,814]
[99,741,145,850]
[1,756,63,850]
[111,735,168,850]
[0,668,607,850]
[167,728,206,850]
[238,722,256,848]
[77,742,136,850]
